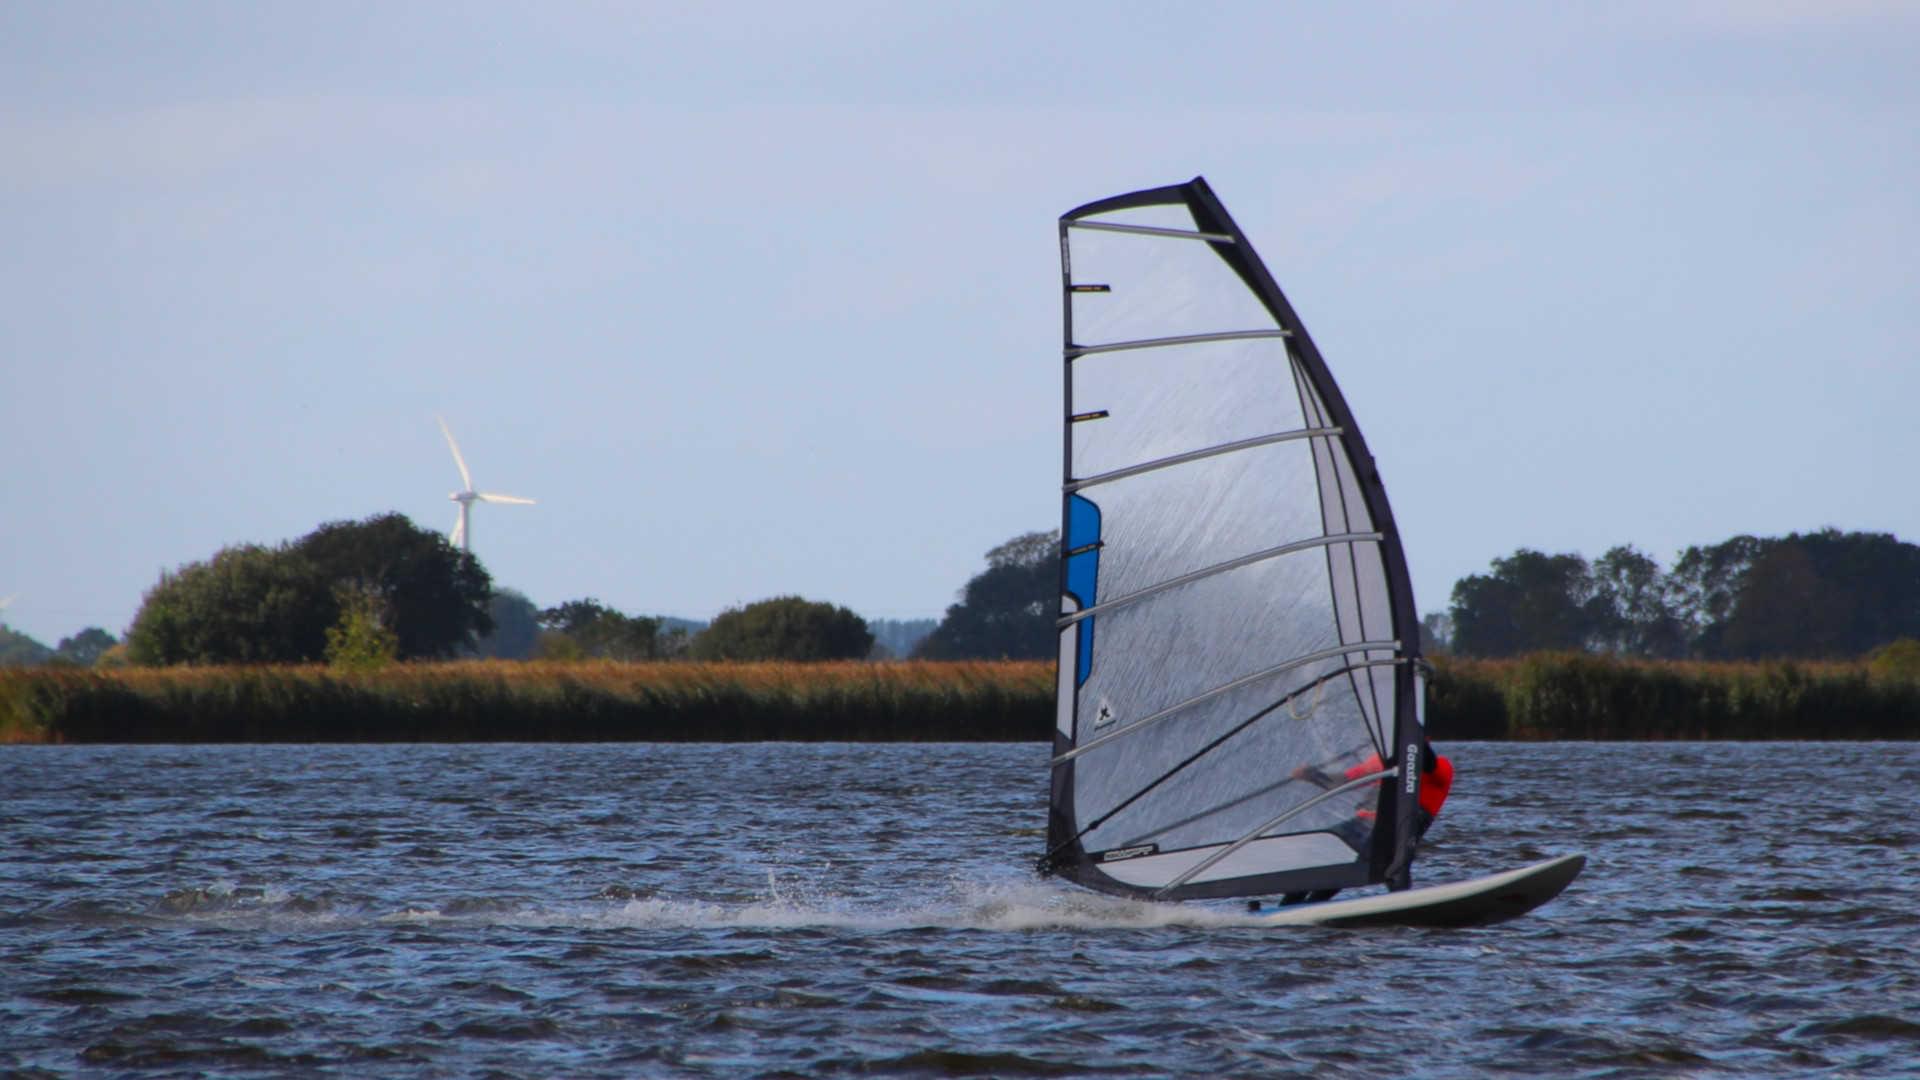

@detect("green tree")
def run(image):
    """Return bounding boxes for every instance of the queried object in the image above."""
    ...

[1589,545,1687,658]
[295,513,493,659]
[1449,549,1615,657]
[538,599,662,660]
[476,588,542,659]
[125,513,494,666]
[1444,530,1920,660]
[1668,534,1767,657]
[1868,638,1920,681]
[657,623,696,660]
[126,544,336,665]
[0,625,53,666]
[324,584,400,671]
[54,627,118,666]
[1703,530,1920,659]
[914,530,1058,660]
[690,596,873,661]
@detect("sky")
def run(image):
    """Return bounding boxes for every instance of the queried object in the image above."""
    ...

[2,2,1916,647]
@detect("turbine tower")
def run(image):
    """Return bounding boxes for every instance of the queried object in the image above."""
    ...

[438,416,535,552]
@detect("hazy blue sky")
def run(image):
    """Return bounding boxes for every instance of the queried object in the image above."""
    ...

[3,3,1916,647]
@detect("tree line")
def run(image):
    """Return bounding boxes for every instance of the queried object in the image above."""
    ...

[124,513,495,665]
[85,512,887,667]
[1437,529,1920,660]
[3,515,1051,670]
[11,516,1913,669]
[903,526,1920,665]
[0,625,118,667]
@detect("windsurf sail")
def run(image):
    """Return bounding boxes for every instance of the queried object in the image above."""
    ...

[1042,177,1428,901]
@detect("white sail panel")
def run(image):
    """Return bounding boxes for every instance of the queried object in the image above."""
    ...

[1076,441,1334,602]
[1096,834,1361,889]
[1068,221,1278,350]
[1075,556,1345,722]
[1069,338,1308,482]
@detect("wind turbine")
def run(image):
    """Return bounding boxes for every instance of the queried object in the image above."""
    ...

[437,417,535,552]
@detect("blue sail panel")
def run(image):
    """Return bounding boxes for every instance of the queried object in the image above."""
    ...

[1064,494,1101,686]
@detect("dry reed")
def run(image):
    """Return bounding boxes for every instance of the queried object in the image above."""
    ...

[0,660,1054,744]
[4,654,1914,744]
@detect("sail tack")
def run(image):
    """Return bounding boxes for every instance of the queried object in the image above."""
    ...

[1046,178,1426,901]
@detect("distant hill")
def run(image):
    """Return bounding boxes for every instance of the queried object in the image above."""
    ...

[868,617,937,660]
[653,615,930,660]
[653,615,933,660]
[0,626,53,666]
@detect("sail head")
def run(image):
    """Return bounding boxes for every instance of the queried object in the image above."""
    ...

[1047,177,1425,901]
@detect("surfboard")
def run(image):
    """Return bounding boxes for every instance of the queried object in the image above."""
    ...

[1256,853,1587,928]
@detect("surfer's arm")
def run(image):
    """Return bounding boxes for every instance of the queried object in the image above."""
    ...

[1289,763,1342,790]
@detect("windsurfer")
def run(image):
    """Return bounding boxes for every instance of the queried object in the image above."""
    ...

[1413,741,1454,837]
[1278,740,1454,906]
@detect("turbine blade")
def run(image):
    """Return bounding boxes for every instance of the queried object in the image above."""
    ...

[438,415,474,491]
[477,493,535,505]
[450,510,465,548]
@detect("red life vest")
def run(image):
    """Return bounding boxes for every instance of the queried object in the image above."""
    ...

[1343,750,1452,821]
[1420,754,1454,818]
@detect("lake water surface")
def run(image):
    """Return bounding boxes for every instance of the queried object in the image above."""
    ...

[3,741,1918,1077]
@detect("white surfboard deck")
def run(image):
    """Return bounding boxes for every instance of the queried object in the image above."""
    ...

[1256,852,1587,928]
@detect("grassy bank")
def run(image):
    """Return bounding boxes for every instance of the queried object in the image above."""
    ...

[3,655,1914,744]
[1429,653,1919,740]
[0,660,1054,744]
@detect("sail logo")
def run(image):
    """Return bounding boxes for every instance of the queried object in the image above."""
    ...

[1100,844,1158,862]
[1404,744,1419,794]
[1094,698,1117,729]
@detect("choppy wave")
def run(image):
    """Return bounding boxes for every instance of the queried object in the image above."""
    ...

[6,741,1919,1078]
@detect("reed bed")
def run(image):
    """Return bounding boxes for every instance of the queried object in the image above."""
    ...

[1428,654,1920,741]
[0,660,1055,744]
[3,655,1915,744]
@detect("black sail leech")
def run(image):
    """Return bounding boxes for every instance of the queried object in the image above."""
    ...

[1044,177,1427,901]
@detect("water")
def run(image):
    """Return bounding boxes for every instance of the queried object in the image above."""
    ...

[3,741,1917,1077]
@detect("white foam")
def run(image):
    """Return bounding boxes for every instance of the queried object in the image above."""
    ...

[570,876,1268,933]
[152,872,1276,933]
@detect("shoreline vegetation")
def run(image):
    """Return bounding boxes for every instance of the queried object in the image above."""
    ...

[2,655,1915,745]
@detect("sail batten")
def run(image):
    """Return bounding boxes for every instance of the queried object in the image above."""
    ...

[1046,176,1426,902]
[1055,532,1384,628]
[1067,329,1290,358]
[1068,220,1237,242]
[1066,426,1344,492]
